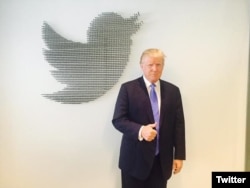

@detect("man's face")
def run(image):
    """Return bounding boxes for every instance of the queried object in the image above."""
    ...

[140,55,164,83]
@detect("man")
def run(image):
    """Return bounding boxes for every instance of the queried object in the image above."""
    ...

[112,48,186,188]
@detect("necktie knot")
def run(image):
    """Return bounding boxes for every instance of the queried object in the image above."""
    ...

[150,84,157,103]
[150,84,156,89]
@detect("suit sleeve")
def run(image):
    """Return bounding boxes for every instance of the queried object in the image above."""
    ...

[174,88,186,160]
[112,84,142,141]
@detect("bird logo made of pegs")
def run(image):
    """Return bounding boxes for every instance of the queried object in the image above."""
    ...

[42,12,142,104]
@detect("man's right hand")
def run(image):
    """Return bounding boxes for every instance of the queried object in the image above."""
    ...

[141,123,157,142]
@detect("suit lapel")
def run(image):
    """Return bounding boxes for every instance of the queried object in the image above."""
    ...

[138,77,155,123]
[159,80,171,124]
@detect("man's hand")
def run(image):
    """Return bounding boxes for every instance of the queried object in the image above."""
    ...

[172,160,183,174]
[141,123,157,142]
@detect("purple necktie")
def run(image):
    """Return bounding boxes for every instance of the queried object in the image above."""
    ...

[150,84,160,155]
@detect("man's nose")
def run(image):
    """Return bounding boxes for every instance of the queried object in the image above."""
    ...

[152,65,157,71]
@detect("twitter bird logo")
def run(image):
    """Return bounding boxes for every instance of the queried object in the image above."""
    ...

[42,12,142,104]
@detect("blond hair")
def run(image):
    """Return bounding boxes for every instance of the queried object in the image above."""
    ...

[140,48,166,64]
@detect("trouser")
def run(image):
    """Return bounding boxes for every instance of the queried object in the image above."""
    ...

[121,155,167,188]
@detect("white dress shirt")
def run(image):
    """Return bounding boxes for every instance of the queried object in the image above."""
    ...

[138,77,161,141]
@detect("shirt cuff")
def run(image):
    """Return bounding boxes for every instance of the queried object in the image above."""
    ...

[138,126,144,141]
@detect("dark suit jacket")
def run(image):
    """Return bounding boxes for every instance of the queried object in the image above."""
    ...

[112,76,185,181]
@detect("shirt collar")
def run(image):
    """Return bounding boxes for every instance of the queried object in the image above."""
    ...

[142,76,160,88]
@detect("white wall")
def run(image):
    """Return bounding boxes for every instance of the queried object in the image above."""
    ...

[0,0,248,188]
